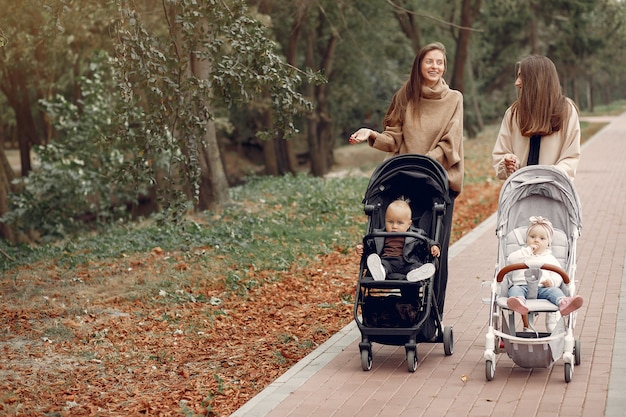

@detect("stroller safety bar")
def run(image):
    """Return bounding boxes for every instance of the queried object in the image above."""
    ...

[496,262,570,284]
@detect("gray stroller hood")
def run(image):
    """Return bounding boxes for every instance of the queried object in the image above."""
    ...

[496,165,582,271]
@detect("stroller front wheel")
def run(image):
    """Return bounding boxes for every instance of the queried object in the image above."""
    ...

[485,359,495,381]
[360,349,372,371]
[443,326,454,356]
[564,362,573,383]
[574,339,581,365]
[406,349,418,372]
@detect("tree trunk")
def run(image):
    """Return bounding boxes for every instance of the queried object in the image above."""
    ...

[451,0,481,93]
[465,51,484,137]
[308,14,338,177]
[254,3,302,176]
[586,77,593,112]
[274,4,304,175]
[529,1,538,54]
[196,117,230,210]
[189,53,230,210]
[260,108,296,176]
[262,141,279,176]
[0,148,17,243]
[392,0,421,53]
[1,68,37,176]
[305,27,322,175]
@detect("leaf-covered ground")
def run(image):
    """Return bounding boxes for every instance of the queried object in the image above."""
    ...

[0,247,361,416]
[0,179,498,417]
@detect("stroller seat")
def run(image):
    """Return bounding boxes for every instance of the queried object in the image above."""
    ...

[504,226,569,266]
[498,226,571,313]
[496,297,560,312]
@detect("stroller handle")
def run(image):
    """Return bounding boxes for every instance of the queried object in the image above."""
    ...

[496,263,570,284]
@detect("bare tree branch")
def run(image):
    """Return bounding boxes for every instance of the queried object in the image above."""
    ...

[385,0,483,32]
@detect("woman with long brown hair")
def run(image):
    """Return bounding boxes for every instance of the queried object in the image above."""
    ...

[492,55,581,332]
[349,41,464,318]
[492,55,581,180]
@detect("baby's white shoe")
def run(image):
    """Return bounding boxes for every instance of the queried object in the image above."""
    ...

[367,254,386,281]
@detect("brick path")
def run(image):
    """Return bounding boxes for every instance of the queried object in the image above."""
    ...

[231,113,626,417]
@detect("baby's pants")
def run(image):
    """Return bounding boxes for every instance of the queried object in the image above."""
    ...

[509,285,565,306]
[381,256,421,275]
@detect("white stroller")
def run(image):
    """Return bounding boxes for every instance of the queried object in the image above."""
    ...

[483,165,583,382]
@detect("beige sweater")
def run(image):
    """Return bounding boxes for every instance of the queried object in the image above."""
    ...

[492,98,581,180]
[367,80,464,194]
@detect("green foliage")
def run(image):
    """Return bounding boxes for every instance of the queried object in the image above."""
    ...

[112,0,321,215]
[473,0,626,118]
[1,51,149,240]
[0,173,369,288]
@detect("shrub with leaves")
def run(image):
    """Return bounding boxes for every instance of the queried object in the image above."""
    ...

[2,51,150,240]
[112,0,323,216]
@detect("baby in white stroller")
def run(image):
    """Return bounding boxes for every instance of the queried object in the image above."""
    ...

[483,166,583,383]
[505,216,583,323]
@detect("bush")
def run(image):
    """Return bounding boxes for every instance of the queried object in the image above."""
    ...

[2,51,151,240]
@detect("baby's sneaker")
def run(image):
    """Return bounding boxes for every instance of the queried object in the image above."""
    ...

[406,263,436,282]
[507,296,529,314]
[367,254,386,281]
[559,295,584,316]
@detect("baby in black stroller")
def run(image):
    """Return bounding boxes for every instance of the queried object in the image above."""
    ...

[353,155,454,372]
[356,197,440,283]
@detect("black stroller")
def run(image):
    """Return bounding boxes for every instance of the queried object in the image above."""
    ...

[353,154,454,372]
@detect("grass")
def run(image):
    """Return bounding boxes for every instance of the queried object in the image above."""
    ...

[0,174,369,296]
[580,99,626,116]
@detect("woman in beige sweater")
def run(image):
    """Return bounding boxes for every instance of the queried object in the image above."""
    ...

[349,42,464,318]
[492,55,581,332]
[492,55,581,181]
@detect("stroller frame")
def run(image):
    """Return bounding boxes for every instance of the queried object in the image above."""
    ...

[353,155,454,372]
[483,166,583,383]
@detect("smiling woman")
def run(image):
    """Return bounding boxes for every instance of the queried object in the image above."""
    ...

[347,41,464,317]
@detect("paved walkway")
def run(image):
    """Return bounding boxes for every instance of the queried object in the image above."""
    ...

[231,113,626,417]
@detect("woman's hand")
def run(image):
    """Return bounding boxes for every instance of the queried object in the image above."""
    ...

[355,244,364,256]
[349,128,373,144]
[504,153,519,174]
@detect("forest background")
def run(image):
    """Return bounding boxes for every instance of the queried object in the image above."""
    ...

[1,0,626,243]
[1,0,626,416]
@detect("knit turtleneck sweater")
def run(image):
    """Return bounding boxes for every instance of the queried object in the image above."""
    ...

[368,79,464,194]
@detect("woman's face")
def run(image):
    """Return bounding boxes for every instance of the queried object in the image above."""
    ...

[515,69,523,90]
[420,50,445,87]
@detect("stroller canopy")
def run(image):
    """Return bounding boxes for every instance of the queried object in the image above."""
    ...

[496,165,583,250]
[362,155,450,226]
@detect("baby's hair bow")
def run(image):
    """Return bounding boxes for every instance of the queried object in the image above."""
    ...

[528,216,554,242]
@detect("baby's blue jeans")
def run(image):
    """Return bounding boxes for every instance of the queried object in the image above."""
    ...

[508,284,565,306]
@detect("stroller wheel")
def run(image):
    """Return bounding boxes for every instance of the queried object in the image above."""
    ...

[574,339,581,366]
[443,326,454,356]
[360,349,372,371]
[485,360,495,381]
[406,349,418,372]
[564,362,573,383]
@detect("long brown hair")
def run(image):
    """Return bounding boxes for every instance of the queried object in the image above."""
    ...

[511,55,572,136]
[383,42,448,127]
